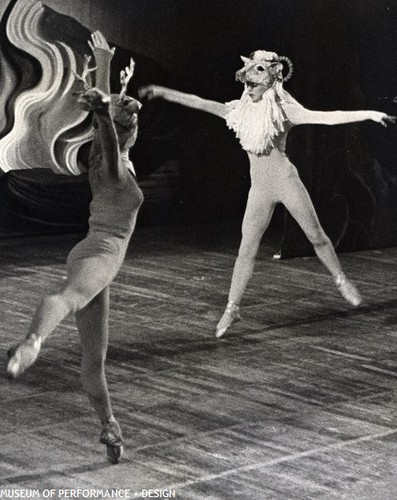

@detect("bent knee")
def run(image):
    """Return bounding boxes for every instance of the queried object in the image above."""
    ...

[41,293,71,316]
[310,231,332,248]
[238,230,264,260]
[237,242,259,261]
[132,186,144,210]
[60,290,92,315]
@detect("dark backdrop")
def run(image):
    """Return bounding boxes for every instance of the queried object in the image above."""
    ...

[1,0,397,255]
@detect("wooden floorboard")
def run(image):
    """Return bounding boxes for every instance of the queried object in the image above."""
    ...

[1,221,397,499]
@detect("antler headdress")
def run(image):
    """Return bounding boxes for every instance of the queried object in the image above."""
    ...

[73,55,136,97]
[73,55,97,90]
[119,58,135,99]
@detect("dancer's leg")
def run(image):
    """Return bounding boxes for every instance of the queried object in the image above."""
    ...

[7,254,118,378]
[282,184,341,276]
[228,190,276,304]
[76,287,112,423]
[30,256,116,341]
[76,286,123,464]
[216,189,275,337]
[281,172,361,305]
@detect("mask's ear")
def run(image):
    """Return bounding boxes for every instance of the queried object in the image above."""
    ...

[240,56,250,64]
[269,62,283,76]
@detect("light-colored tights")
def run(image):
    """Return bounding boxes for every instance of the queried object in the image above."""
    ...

[228,161,342,304]
[27,251,125,423]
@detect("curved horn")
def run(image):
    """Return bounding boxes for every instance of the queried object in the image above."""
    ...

[278,56,294,82]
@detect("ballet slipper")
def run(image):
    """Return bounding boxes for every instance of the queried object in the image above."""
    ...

[335,272,362,307]
[7,334,42,379]
[100,416,124,464]
[216,301,241,338]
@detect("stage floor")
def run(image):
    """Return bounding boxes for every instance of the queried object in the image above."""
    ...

[1,221,397,499]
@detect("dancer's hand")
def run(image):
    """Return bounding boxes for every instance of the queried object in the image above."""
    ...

[369,111,396,127]
[88,30,115,62]
[76,88,111,112]
[138,85,165,100]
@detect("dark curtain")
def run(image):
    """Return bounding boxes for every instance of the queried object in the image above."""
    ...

[1,0,397,252]
[279,0,397,255]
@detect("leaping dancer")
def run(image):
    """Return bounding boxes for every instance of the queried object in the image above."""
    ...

[7,31,143,463]
[139,50,395,338]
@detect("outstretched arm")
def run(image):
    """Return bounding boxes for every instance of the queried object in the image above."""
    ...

[283,101,396,127]
[139,85,228,119]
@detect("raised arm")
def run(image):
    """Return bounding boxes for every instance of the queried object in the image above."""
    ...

[139,85,228,119]
[86,31,121,180]
[282,101,396,127]
[88,31,114,94]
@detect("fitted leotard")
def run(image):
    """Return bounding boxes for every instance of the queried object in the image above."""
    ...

[67,148,143,285]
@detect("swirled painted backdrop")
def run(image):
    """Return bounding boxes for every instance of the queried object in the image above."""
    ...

[0,0,92,175]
